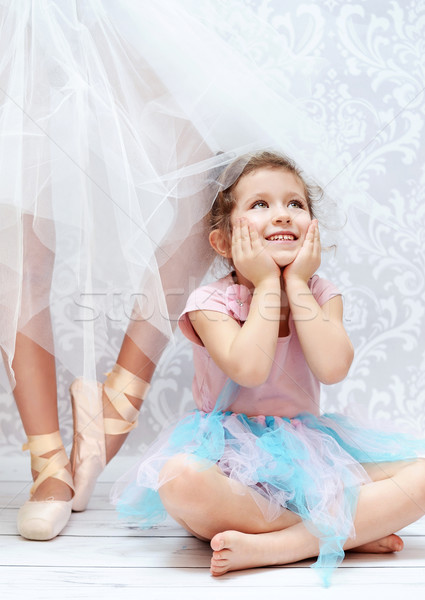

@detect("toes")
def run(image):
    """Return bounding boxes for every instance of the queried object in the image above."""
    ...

[210,544,230,577]
[390,535,403,552]
[379,534,403,553]
[211,550,229,564]
[210,533,226,552]
[211,554,227,564]
[210,563,229,577]
[211,560,227,570]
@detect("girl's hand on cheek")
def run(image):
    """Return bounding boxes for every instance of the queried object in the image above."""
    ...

[232,218,280,287]
[283,220,321,285]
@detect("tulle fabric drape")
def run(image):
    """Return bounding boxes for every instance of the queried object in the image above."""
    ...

[0,0,349,388]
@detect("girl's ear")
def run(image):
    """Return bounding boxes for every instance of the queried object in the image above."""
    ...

[209,229,231,257]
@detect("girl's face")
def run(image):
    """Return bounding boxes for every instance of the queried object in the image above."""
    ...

[230,167,312,268]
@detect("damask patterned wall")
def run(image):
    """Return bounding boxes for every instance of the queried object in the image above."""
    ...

[1,0,424,457]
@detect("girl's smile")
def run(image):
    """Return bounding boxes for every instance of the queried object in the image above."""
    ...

[231,167,312,267]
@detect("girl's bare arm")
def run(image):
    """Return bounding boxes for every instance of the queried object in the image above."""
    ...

[283,221,353,383]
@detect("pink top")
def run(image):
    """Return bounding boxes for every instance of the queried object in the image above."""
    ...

[178,273,341,418]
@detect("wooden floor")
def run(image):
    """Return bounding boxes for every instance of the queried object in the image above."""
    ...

[2,457,425,600]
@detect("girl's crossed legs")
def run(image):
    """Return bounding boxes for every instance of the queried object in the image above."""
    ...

[159,455,425,576]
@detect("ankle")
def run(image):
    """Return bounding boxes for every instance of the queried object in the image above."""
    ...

[101,364,150,464]
[102,388,141,420]
[23,432,74,502]
[102,364,149,433]
[31,449,72,479]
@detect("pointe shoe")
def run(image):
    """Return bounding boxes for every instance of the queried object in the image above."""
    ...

[70,364,149,512]
[17,431,74,541]
[70,378,105,512]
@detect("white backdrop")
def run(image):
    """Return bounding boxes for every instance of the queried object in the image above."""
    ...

[1,0,424,457]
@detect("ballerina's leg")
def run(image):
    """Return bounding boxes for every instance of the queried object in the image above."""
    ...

[12,332,73,504]
[101,222,213,464]
[3,216,74,539]
[10,216,72,504]
[101,333,157,464]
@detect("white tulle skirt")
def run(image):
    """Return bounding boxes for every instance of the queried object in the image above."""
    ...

[0,0,350,387]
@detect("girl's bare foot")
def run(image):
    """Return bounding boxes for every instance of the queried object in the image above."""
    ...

[210,530,285,576]
[210,530,404,577]
[351,534,403,554]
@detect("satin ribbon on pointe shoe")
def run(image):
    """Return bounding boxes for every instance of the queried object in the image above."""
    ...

[103,365,149,434]
[71,364,149,512]
[17,431,74,541]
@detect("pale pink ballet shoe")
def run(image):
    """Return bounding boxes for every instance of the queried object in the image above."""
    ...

[70,378,106,512]
[17,432,74,541]
[18,500,73,541]
[70,365,149,512]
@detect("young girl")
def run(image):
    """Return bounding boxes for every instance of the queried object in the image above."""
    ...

[114,151,425,585]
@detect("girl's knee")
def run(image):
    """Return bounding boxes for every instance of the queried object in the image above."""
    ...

[158,453,213,506]
[158,456,217,540]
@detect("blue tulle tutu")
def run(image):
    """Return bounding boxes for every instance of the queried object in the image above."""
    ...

[112,382,425,586]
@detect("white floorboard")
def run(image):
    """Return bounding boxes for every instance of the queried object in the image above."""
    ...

[1,457,425,600]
